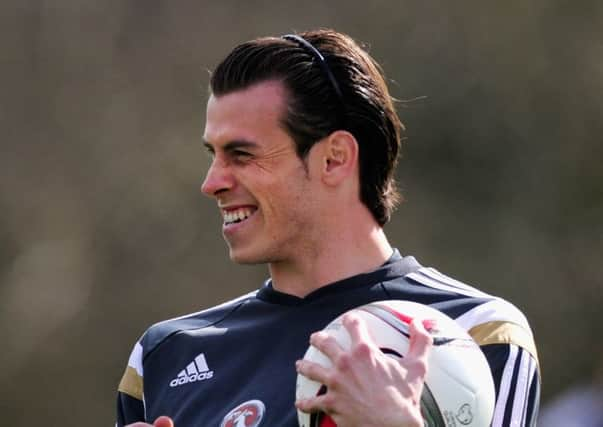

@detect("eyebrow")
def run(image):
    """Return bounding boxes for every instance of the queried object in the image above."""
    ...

[202,139,259,152]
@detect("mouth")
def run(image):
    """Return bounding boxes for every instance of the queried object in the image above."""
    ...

[221,206,258,226]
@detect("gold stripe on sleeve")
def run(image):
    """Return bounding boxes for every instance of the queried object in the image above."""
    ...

[468,321,539,363]
[118,366,143,400]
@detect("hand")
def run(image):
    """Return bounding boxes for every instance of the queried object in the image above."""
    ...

[295,313,433,427]
[126,416,174,427]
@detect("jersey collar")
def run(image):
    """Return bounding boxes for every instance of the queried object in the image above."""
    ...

[257,249,422,306]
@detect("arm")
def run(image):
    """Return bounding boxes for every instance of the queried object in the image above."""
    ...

[482,344,540,427]
[117,391,145,426]
[467,315,541,426]
[117,341,177,427]
[116,342,145,426]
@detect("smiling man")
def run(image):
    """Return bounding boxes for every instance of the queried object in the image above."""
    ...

[117,30,540,427]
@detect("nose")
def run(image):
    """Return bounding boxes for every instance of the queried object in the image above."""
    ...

[201,157,234,197]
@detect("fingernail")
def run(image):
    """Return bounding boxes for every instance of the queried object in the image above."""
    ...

[423,319,437,331]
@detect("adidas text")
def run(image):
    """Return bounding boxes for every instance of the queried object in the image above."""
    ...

[169,370,213,387]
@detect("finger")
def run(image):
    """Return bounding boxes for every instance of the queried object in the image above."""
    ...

[341,312,374,347]
[404,318,433,389]
[309,331,344,360]
[295,393,333,414]
[296,359,331,384]
[153,416,174,427]
[407,317,433,360]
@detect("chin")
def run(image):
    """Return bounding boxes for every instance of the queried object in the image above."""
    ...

[228,246,268,265]
[227,241,285,265]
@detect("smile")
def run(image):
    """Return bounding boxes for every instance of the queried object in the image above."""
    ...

[222,207,257,225]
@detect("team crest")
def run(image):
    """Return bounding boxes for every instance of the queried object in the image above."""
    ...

[220,399,265,427]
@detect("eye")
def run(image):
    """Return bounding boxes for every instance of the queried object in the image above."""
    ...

[203,145,215,158]
[232,150,252,160]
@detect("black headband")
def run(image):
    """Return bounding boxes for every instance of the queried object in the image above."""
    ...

[282,34,344,102]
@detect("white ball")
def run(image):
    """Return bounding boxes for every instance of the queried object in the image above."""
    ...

[296,300,495,427]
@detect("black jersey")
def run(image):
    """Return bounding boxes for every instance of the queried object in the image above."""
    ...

[117,252,540,426]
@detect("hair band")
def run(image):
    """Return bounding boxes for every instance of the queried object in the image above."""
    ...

[282,34,344,102]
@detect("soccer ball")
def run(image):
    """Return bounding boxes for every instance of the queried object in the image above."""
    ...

[296,300,495,427]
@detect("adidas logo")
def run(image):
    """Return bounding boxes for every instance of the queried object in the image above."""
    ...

[169,353,214,388]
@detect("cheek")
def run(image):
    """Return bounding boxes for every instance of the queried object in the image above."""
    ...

[248,164,313,223]
[262,185,305,226]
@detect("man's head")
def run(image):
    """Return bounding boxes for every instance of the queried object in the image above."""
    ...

[209,29,403,226]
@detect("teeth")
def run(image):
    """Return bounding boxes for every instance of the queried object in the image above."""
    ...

[223,208,253,225]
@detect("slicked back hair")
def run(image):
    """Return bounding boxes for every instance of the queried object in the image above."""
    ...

[210,29,403,226]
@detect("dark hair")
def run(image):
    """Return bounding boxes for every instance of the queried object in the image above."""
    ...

[210,29,403,226]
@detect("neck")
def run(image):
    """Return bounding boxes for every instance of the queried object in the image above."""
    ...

[268,219,393,298]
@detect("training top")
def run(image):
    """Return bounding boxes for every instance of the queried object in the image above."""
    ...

[116,251,540,426]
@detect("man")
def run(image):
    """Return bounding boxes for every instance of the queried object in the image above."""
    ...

[117,29,540,427]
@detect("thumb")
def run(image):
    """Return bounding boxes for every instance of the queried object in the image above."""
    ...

[153,416,174,427]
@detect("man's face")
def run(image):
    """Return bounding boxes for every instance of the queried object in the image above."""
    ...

[201,80,320,264]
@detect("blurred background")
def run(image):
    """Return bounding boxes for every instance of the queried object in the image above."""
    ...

[1,1,602,425]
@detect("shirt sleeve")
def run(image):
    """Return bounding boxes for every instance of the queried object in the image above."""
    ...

[458,298,541,426]
[481,343,540,427]
[116,341,145,426]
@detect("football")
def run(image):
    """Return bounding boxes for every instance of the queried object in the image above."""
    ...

[296,300,495,427]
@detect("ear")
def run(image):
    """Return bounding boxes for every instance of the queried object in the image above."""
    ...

[319,130,359,186]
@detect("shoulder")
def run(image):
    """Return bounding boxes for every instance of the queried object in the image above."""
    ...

[139,290,258,360]
[118,291,257,402]
[400,264,538,361]
[403,265,528,326]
